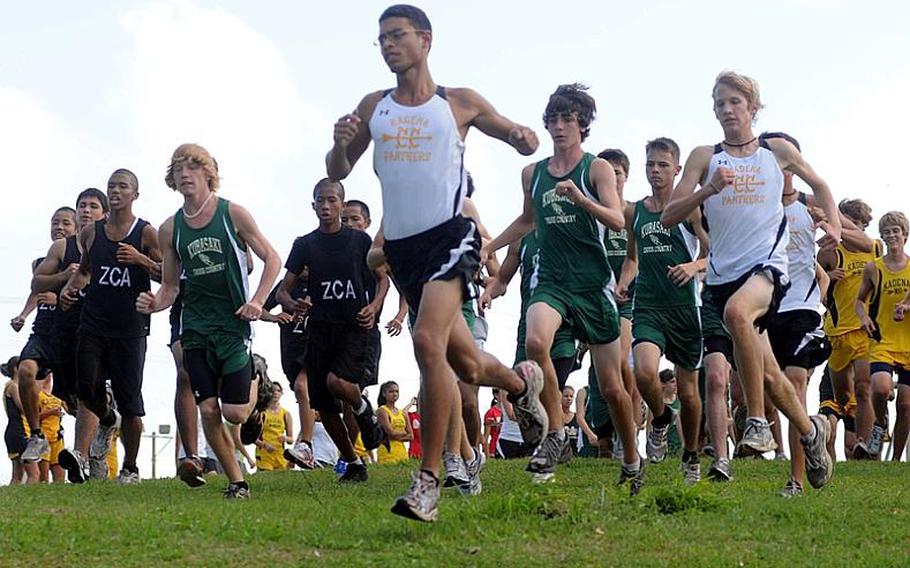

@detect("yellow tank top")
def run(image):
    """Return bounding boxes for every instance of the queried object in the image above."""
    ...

[38,390,64,442]
[824,241,882,336]
[261,407,287,450]
[377,405,409,464]
[868,256,910,352]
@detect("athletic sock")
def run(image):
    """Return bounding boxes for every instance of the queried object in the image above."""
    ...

[554,428,566,441]
[622,456,641,474]
[354,398,368,415]
[652,405,673,428]
[507,382,528,404]
[682,450,698,464]
[32,430,45,439]
[419,469,440,485]
[746,416,769,426]
[233,480,249,490]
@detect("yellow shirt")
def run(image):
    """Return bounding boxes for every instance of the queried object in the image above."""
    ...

[260,407,288,449]
[824,241,882,336]
[38,390,64,442]
[377,405,409,464]
[868,256,910,356]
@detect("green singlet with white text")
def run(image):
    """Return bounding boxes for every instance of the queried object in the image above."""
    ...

[630,199,698,308]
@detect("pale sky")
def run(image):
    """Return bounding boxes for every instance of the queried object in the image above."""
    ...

[2,0,908,482]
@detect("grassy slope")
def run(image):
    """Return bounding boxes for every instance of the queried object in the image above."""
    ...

[1,458,908,567]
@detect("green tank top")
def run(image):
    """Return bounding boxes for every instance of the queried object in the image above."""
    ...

[605,218,635,298]
[173,197,251,339]
[532,153,612,291]
[631,199,699,308]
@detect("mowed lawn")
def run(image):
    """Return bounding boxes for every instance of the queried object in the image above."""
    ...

[1,458,908,567]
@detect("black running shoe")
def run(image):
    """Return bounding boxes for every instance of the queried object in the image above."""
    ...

[223,482,251,499]
[339,461,368,483]
[240,410,264,445]
[354,397,386,451]
[177,456,207,488]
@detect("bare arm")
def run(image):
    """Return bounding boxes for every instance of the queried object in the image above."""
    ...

[284,410,294,445]
[229,203,281,318]
[617,204,638,300]
[32,239,77,293]
[479,240,520,314]
[59,224,95,310]
[449,87,538,155]
[815,262,830,302]
[854,261,877,336]
[326,92,383,181]
[661,146,722,227]
[116,224,162,282]
[770,138,841,244]
[276,271,308,315]
[575,387,597,444]
[462,197,501,275]
[135,218,180,315]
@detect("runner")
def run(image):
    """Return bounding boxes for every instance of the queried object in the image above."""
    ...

[326,4,546,522]
[661,70,838,489]
[619,137,707,484]
[58,169,160,484]
[855,212,910,460]
[16,206,78,464]
[136,143,281,498]
[818,198,880,458]
[486,83,643,489]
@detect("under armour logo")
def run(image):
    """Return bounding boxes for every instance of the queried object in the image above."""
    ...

[379,109,389,116]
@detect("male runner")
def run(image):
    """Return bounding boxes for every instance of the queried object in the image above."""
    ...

[760,132,832,496]
[17,207,79,463]
[855,212,910,459]
[619,137,707,483]
[58,169,160,484]
[818,199,879,458]
[486,83,643,488]
[326,4,546,522]
[137,143,281,498]
[598,148,642,428]
[661,70,838,489]
[280,179,386,483]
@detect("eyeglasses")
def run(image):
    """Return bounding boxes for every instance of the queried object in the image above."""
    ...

[374,28,427,47]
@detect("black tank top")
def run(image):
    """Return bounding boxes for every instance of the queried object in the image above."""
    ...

[79,219,152,338]
[4,385,26,438]
[53,236,85,334]
[31,256,56,337]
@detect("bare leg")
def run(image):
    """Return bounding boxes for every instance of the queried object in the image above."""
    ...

[458,382,481,448]
[633,342,665,420]
[525,302,566,433]
[293,369,314,443]
[676,367,702,454]
[723,277,774,420]
[120,415,143,471]
[763,341,813,435]
[784,366,809,485]
[853,359,873,444]
[590,342,638,465]
[16,361,41,431]
[199,398,243,483]
[322,411,357,462]
[704,353,731,460]
[171,341,198,457]
[891,385,910,461]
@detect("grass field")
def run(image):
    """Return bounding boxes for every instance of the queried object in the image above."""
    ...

[1,458,908,567]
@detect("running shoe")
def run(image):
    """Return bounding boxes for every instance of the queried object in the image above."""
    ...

[803,415,833,489]
[707,457,732,482]
[738,419,778,456]
[223,482,251,499]
[460,449,484,496]
[646,422,670,463]
[339,460,368,483]
[284,440,316,470]
[240,410,264,445]
[443,451,469,488]
[511,360,548,449]
[557,430,574,465]
[117,469,141,485]
[617,456,646,496]
[354,396,386,451]
[89,408,121,462]
[21,434,49,463]
[867,423,885,457]
[89,457,109,481]
[779,477,803,498]
[527,430,563,480]
[852,439,871,460]
[391,470,440,522]
[682,456,701,485]
[58,448,88,484]
[177,456,207,488]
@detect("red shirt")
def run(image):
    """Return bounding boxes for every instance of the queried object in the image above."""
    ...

[407,411,421,459]
[483,406,502,456]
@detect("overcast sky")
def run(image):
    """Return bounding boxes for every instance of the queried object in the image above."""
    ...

[2,0,908,482]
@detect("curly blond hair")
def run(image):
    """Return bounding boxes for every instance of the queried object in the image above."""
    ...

[165,143,220,191]
[713,70,764,118]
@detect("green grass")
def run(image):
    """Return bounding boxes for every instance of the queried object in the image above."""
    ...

[1,458,909,566]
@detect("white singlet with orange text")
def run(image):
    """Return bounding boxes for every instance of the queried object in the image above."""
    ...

[702,140,789,285]
[370,86,466,240]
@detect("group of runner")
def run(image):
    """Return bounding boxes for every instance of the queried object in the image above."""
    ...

[4,4,909,524]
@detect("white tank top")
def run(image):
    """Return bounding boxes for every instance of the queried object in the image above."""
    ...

[703,142,789,285]
[370,86,467,240]
[780,194,820,312]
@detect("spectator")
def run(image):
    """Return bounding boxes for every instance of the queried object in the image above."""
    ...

[377,381,411,464]
[37,375,66,483]
[562,386,579,457]
[311,411,339,468]
[483,389,502,458]
[3,357,38,484]
[255,382,293,471]
[404,396,421,459]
